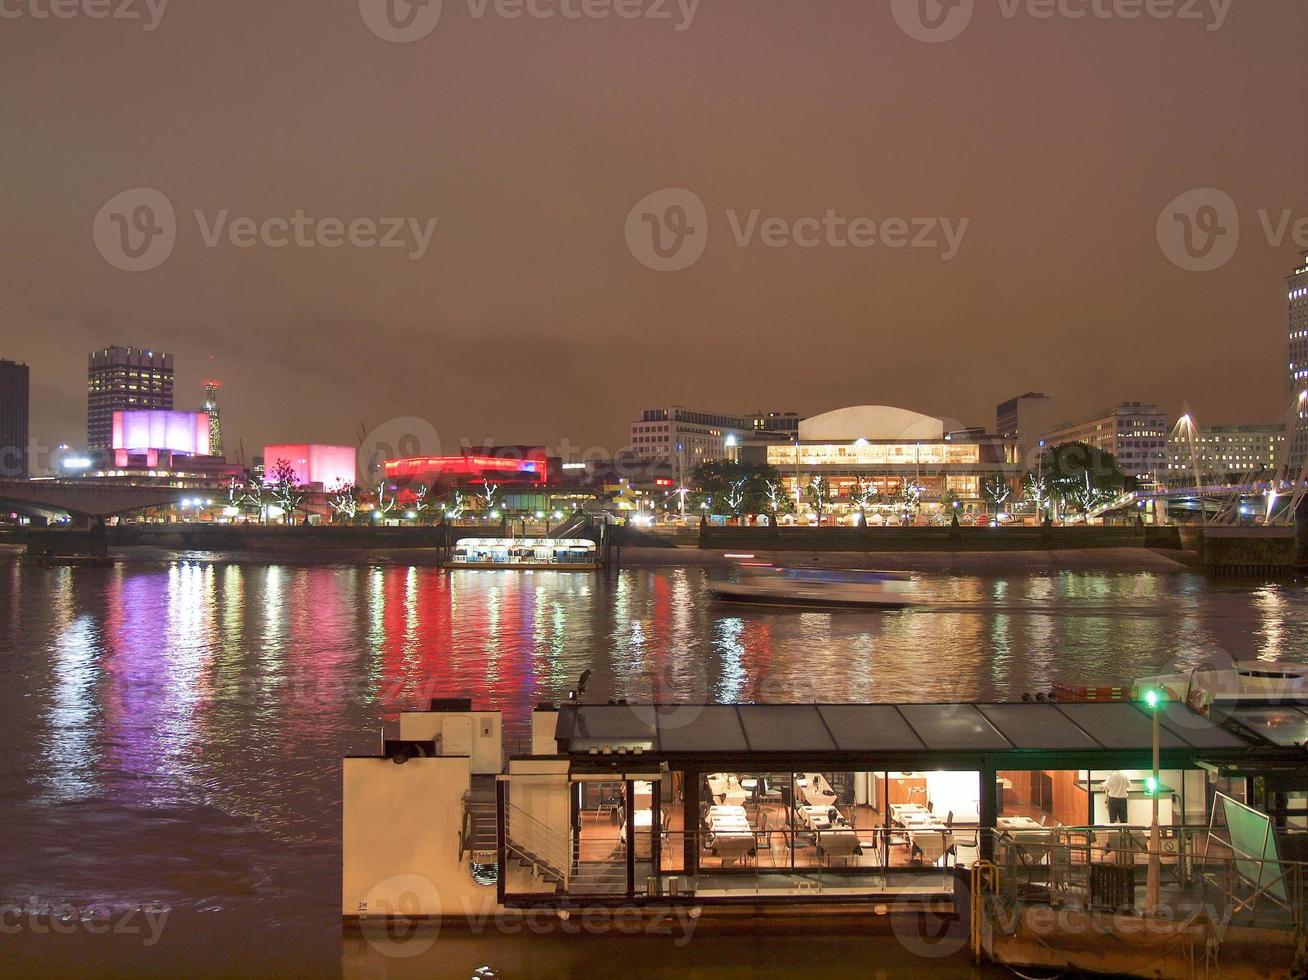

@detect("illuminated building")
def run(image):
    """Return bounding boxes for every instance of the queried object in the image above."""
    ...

[385,449,550,489]
[741,405,1019,515]
[1288,252,1308,471]
[87,346,174,449]
[70,409,243,484]
[202,380,224,459]
[1167,424,1285,482]
[0,359,29,479]
[631,407,799,464]
[112,410,210,467]
[1039,402,1168,487]
[262,444,357,490]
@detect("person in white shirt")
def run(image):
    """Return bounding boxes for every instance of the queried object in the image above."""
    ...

[1103,770,1132,824]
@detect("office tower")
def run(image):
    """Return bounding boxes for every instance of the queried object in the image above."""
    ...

[87,346,174,450]
[1288,252,1308,472]
[202,379,224,459]
[0,359,30,479]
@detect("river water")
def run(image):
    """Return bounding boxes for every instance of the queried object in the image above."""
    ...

[0,555,1300,977]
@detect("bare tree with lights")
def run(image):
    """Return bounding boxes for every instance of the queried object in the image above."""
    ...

[805,476,830,525]
[850,476,882,526]
[329,482,360,521]
[983,476,1012,516]
[270,458,305,525]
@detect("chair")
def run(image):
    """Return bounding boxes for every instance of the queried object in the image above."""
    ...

[944,811,978,864]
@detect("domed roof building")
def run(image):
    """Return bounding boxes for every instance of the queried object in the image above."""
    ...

[739,405,1021,519]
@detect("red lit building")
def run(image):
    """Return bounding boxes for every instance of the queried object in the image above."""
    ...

[384,448,552,489]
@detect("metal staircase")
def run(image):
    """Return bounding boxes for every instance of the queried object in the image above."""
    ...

[504,802,571,891]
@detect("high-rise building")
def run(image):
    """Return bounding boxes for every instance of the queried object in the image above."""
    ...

[1287,252,1308,471]
[87,346,174,450]
[202,379,224,459]
[1040,402,1168,487]
[996,392,1057,469]
[0,359,30,479]
[1167,424,1286,484]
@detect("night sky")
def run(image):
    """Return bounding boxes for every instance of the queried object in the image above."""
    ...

[2,0,1305,464]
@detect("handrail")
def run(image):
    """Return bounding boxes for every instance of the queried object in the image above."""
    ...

[504,802,572,887]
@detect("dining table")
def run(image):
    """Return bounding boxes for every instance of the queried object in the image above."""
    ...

[997,815,1046,831]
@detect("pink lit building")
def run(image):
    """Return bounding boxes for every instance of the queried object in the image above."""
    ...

[262,444,356,489]
[112,410,211,468]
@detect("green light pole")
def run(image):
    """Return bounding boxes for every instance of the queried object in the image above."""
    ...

[1144,687,1163,915]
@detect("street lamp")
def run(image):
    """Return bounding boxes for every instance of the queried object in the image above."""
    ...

[1143,686,1164,915]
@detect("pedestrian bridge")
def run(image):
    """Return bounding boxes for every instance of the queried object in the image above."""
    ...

[0,479,194,519]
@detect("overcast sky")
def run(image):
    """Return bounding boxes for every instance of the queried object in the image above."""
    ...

[3,0,1306,463]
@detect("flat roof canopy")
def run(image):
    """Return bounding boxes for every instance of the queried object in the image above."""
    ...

[555,700,1258,766]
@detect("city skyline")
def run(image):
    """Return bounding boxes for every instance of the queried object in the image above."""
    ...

[2,3,1306,459]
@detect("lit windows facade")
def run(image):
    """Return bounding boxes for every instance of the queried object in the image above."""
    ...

[1040,402,1167,488]
[87,346,174,450]
[1288,253,1308,471]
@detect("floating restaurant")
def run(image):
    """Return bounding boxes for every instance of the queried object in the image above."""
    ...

[446,537,599,570]
[344,690,1308,971]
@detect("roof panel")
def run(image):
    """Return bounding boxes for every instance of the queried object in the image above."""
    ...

[573,705,657,742]
[656,705,749,753]
[1156,702,1250,748]
[1221,706,1308,747]
[897,704,1012,751]
[978,703,1100,750]
[738,705,836,752]
[1057,703,1187,749]
[816,704,926,752]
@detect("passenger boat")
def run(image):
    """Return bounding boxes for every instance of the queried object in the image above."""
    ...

[708,564,917,610]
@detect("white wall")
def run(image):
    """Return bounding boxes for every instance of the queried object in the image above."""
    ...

[342,756,497,919]
[531,710,560,756]
[504,759,571,878]
[926,771,980,824]
[400,711,502,775]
